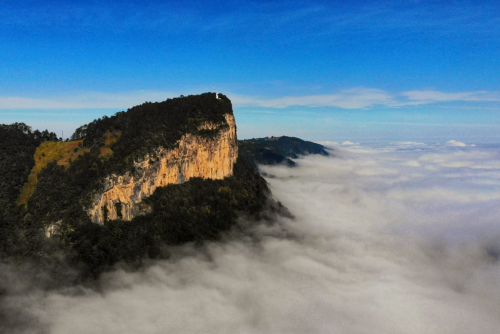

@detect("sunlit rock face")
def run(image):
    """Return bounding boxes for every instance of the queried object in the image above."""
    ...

[87,114,238,224]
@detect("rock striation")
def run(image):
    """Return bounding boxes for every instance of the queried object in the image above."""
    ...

[87,114,238,224]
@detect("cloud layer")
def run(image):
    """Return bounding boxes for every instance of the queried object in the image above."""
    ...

[2,142,500,333]
[1,88,499,110]
[0,91,178,110]
[231,88,500,109]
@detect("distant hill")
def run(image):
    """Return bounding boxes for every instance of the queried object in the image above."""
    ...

[239,136,330,167]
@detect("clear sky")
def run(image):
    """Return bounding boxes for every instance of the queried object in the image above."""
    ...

[1,0,499,143]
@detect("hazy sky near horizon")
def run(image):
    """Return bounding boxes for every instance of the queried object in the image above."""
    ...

[1,0,499,142]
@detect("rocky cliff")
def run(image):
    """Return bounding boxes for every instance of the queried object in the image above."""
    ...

[87,114,238,224]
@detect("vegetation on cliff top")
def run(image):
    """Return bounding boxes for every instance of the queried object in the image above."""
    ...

[71,92,233,174]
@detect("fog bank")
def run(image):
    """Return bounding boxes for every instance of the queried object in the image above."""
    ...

[2,142,500,334]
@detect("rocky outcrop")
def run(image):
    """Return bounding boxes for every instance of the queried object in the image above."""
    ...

[44,220,61,238]
[87,114,238,224]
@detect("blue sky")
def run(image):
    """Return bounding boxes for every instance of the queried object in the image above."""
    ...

[1,0,499,143]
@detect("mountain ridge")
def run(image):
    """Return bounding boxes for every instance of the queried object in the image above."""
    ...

[239,135,329,167]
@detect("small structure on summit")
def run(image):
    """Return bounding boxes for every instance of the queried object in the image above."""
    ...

[212,85,220,100]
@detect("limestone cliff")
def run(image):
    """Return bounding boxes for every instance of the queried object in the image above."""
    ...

[87,114,237,224]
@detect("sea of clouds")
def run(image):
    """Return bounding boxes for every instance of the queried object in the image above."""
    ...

[2,141,500,334]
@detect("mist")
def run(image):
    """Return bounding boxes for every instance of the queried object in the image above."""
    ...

[2,142,500,334]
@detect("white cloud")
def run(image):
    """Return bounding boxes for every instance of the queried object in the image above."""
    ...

[1,88,498,110]
[3,143,500,333]
[444,140,475,147]
[390,141,426,146]
[231,88,500,109]
[317,141,340,147]
[402,90,500,104]
[231,88,397,109]
[0,91,178,110]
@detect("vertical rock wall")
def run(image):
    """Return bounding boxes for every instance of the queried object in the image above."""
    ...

[87,114,238,224]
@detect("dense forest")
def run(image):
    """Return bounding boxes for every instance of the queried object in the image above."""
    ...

[0,123,59,257]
